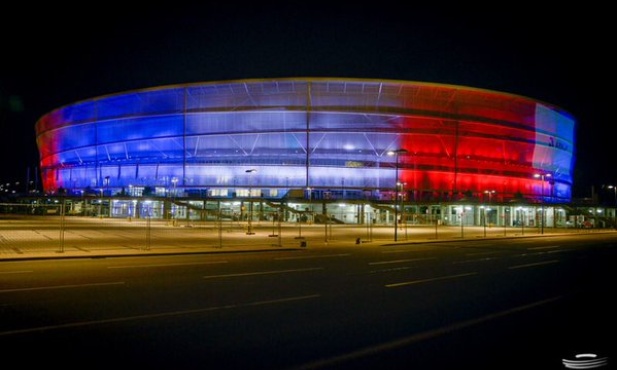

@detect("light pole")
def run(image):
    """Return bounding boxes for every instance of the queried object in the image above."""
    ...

[245,169,257,235]
[484,190,495,228]
[534,172,552,234]
[516,207,525,235]
[401,182,408,240]
[98,188,103,218]
[171,177,178,198]
[295,204,304,240]
[171,177,178,225]
[104,176,110,217]
[307,187,313,225]
[481,206,487,237]
[608,185,617,229]
[104,176,110,196]
[457,206,465,238]
[388,149,408,241]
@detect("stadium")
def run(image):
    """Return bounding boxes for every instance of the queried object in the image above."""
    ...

[34,78,576,228]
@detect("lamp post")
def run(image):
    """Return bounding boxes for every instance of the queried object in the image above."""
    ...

[171,177,178,225]
[516,207,525,235]
[104,176,110,196]
[457,206,465,238]
[401,182,408,240]
[481,206,487,237]
[99,188,103,218]
[103,176,110,218]
[533,172,552,234]
[484,190,495,228]
[608,185,617,229]
[170,177,178,198]
[245,169,257,235]
[307,187,313,224]
[295,204,304,240]
[388,149,408,241]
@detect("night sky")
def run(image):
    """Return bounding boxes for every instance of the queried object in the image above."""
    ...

[1,3,612,198]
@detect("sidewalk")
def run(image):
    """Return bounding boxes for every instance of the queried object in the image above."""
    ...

[0,216,612,261]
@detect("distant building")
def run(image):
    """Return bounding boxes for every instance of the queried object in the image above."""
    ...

[35,78,575,203]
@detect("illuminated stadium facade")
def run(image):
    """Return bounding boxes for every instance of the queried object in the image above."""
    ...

[34,78,576,226]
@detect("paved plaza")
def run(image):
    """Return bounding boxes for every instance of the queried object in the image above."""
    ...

[0,215,610,260]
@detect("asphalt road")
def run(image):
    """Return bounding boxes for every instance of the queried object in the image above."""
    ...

[1,234,615,369]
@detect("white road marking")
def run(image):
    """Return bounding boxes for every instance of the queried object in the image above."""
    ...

[275,253,350,260]
[508,260,559,269]
[381,249,430,254]
[466,251,501,256]
[292,296,563,370]
[108,260,229,269]
[0,270,33,274]
[452,257,498,265]
[385,272,478,288]
[203,267,323,279]
[0,281,126,294]
[528,245,561,250]
[369,257,435,266]
[0,294,321,336]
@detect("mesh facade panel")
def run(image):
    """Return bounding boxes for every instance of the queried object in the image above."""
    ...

[35,78,575,202]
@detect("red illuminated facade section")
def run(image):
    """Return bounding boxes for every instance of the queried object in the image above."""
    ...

[35,78,575,203]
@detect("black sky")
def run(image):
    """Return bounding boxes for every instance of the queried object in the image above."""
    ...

[1,3,613,197]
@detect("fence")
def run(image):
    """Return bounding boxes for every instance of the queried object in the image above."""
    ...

[0,202,607,259]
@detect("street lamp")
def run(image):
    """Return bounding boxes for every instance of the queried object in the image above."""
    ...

[171,177,178,199]
[104,176,110,217]
[306,186,313,223]
[457,206,471,238]
[484,190,495,227]
[171,177,178,225]
[104,176,110,196]
[481,206,487,237]
[98,188,103,218]
[608,185,617,229]
[245,169,257,235]
[516,206,525,235]
[533,172,552,234]
[388,149,408,241]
